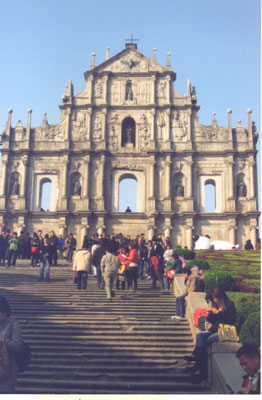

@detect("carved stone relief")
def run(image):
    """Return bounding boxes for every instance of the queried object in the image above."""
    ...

[71,111,88,141]
[108,113,119,150]
[94,80,104,98]
[14,120,24,141]
[171,111,187,141]
[120,55,141,72]
[35,113,65,141]
[156,80,167,99]
[93,113,102,139]
[157,111,166,140]
[138,114,150,151]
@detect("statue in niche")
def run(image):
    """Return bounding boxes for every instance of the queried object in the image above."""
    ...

[10,176,19,196]
[72,179,81,196]
[126,125,133,143]
[125,80,133,101]
[175,181,184,197]
[237,181,247,197]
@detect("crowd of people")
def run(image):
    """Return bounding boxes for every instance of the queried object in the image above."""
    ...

[0,228,260,393]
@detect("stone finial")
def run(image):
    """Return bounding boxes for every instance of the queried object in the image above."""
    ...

[187,79,191,96]
[91,53,96,69]
[212,112,218,128]
[27,108,32,114]
[166,53,171,70]
[105,47,109,60]
[152,48,157,61]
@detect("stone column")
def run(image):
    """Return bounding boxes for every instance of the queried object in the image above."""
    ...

[247,109,253,149]
[24,108,32,149]
[89,75,94,103]
[166,75,171,104]
[164,217,172,240]
[226,156,236,211]
[0,154,8,196]
[165,109,171,144]
[249,218,258,248]
[20,155,29,197]
[83,155,90,209]
[248,156,255,198]
[147,217,156,240]
[59,217,67,237]
[97,155,105,210]
[148,157,156,212]
[185,156,194,211]
[61,155,69,210]
[96,216,105,236]
[186,109,192,149]
[164,156,171,210]
[228,220,236,245]
[151,75,156,104]
[64,109,71,148]
[81,217,89,244]
[186,218,194,249]
[104,75,109,103]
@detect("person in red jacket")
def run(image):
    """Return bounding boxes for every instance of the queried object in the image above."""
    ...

[124,242,139,291]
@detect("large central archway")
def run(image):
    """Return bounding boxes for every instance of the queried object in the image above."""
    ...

[112,170,145,213]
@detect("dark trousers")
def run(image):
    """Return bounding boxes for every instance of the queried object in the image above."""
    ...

[67,247,74,262]
[175,294,187,317]
[127,266,138,289]
[7,250,18,267]
[77,271,88,290]
[152,269,164,289]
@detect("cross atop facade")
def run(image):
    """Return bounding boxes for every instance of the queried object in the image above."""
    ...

[125,34,139,44]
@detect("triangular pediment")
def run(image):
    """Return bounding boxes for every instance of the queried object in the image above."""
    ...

[84,47,169,79]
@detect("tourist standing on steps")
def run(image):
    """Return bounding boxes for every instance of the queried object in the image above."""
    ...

[48,231,58,266]
[6,232,19,268]
[39,237,51,282]
[72,245,92,290]
[150,237,164,290]
[124,242,139,291]
[101,247,119,300]
[66,233,77,262]
[0,296,23,394]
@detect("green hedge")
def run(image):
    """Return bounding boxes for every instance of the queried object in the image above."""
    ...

[235,302,260,333]
[239,312,261,347]
[186,258,210,270]
[227,292,260,304]
[174,247,195,260]
[204,271,236,294]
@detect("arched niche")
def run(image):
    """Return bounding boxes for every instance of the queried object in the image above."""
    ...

[112,170,145,213]
[236,173,247,197]
[70,172,82,196]
[121,117,136,147]
[9,171,20,196]
[31,174,58,212]
[173,172,185,197]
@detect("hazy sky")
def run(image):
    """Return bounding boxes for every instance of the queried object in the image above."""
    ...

[0,0,260,213]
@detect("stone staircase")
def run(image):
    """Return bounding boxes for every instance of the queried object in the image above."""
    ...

[0,260,212,394]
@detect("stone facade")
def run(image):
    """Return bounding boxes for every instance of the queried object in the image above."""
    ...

[0,43,260,248]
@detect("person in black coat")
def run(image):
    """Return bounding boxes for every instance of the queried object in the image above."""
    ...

[184,287,236,383]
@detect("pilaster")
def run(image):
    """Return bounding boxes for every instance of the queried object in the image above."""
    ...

[61,154,69,210]
[164,155,171,211]
[97,155,105,210]
[226,156,236,211]
[83,155,90,209]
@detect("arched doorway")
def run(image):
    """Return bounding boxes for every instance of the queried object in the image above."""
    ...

[119,176,138,212]
[204,180,216,212]
[40,178,52,211]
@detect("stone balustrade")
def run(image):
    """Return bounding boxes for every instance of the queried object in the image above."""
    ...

[172,275,244,394]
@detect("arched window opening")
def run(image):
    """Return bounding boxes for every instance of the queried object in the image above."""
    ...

[40,179,52,211]
[119,176,137,212]
[121,117,136,147]
[205,180,216,212]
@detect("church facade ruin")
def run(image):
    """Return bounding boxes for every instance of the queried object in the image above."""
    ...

[0,43,260,248]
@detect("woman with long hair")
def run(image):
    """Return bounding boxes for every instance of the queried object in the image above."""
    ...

[184,287,236,383]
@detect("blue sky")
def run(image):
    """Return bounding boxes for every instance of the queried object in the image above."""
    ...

[0,0,260,215]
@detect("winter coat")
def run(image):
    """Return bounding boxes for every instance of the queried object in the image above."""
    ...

[73,249,92,272]
[181,274,200,296]
[124,249,139,265]
[207,299,236,334]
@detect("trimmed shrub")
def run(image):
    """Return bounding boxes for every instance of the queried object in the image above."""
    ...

[186,258,210,270]
[174,247,195,260]
[204,271,236,294]
[227,292,260,304]
[235,301,260,333]
[239,312,261,347]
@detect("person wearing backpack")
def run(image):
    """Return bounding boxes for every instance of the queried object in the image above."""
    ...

[0,296,23,393]
[6,232,19,268]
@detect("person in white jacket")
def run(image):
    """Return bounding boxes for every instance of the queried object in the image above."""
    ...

[101,248,120,300]
[72,246,92,290]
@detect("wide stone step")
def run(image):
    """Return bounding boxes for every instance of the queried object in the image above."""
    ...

[2,262,212,394]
